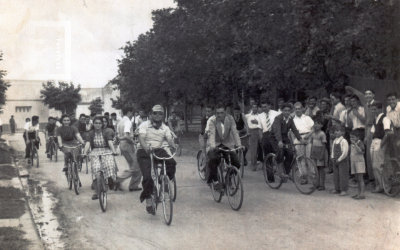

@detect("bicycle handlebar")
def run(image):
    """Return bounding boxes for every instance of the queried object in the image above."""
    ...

[61,144,83,149]
[86,153,117,157]
[150,146,177,160]
[217,146,244,153]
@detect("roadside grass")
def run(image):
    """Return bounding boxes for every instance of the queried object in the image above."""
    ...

[0,228,30,250]
[0,164,18,180]
[0,187,26,219]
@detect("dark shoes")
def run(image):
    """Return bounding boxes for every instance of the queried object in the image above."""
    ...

[244,159,248,166]
[62,167,67,172]
[129,187,142,192]
[371,189,384,193]
[317,186,325,191]
[108,178,114,190]
[92,194,98,200]
[114,182,123,191]
[146,206,155,215]
[28,159,31,164]
[354,195,365,200]
[213,182,223,192]
[47,154,51,159]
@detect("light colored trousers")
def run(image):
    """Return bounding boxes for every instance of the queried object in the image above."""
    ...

[365,125,374,181]
[118,140,142,189]
[370,138,387,191]
[249,128,261,169]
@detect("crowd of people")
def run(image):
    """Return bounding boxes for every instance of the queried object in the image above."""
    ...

[201,90,400,200]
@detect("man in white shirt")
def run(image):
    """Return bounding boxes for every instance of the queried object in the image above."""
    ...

[111,112,121,128]
[348,94,366,140]
[293,102,314,160]
[246,103,262,171]
[114,107,142,192]
[329,92,346,128]
[304,96,320,119]
[259,100,280,159]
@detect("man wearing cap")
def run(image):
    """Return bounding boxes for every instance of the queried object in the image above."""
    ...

[137,105,176,215]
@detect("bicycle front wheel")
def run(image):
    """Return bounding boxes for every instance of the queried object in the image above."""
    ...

[73,162,80,195]
[162,175,173,225]
[97,172,107,212]
[262,154,283,189]
[226,167,244,211]
[67,163,72,190]
[382,159,400,197]
[293,156,318,195]
[32,147,39,168]
[197,150,208,180]
[211,165,223,203]
[54,144,58,162]
[50,143,54,161]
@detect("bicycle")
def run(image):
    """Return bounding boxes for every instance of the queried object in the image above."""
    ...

[61,145,83,195]
[28,139,39,168]
[262,143,318,195]
[210,147,244,211]
[382,158,400,197]
[77,147,89,174]
[197,133,209,181]
[149,146,177,225]
[173,131,183,156]
[48,136,58,162]
[88,152,118,212]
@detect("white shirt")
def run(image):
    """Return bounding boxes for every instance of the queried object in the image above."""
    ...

[332,102,346,126]
[259,110,280,132]
[331,136,349,162]
[246,113,262,129]
[24,122,39,132]
[117,116,133,139]
[348,106,365,130]
[137,121,172,150]
[339,109,350,127]
[56,121,62,127]
[387,102,400,128]
[293,114,314,134]
[371,113,391,134]
[0,118,2,126]
[113,116,122,126]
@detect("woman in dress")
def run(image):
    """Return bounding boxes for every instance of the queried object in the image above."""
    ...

[102,116,115,131]
[56,114,85,172]
[84,116,118,200]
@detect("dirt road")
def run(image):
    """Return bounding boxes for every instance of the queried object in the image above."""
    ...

[7,132,400,250]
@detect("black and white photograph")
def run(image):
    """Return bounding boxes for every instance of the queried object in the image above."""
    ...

[0,0,399,249]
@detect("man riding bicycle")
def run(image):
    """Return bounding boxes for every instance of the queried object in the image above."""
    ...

[24,116,40,164]
[45,116,57,158]
[206,103,242,190]
[137,105,176,214]
[268,103,303,181]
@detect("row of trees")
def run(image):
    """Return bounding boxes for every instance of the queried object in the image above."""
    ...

[0,52,10,108]
[111,0,400,111]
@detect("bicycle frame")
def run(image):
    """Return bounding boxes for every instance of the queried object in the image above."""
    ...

[150,147,177,194]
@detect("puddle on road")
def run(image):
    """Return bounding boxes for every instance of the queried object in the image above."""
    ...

[22,179,64,249]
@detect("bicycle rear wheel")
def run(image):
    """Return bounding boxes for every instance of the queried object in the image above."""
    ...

[382,159,400,197]
[171,178,177,202]
[85,156,88,174]
[97,172,107,212]
[262,154,283,189]
[32,147,39,168]
[162,175,173,225]
[197,150,208,180]
[293,156,318,195]
[237,149,244,178]
[226,167,244,211]
[50,143,54,161]
[211,165,223,203]
[73,162,80,195]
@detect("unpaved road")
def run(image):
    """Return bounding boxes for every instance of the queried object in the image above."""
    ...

[7,132,400,250]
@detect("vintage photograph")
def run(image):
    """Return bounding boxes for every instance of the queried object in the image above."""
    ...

[0,0,399,249]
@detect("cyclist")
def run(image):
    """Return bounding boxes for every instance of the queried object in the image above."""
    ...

[45,116,57,158]
[55,114,85,173]
[168,111,181,141]
[84,116,118,200]
[137,105,176,215]
[233,105,249,166]
[24,116,40,164]
[207,103,242,190]
[268,103,303,181]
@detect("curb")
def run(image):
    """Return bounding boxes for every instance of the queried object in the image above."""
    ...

[1,139,45,250]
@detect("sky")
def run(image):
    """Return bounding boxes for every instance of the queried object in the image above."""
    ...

[0,0,176,88]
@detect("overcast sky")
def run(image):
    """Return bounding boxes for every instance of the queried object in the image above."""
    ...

[0,0,176,88]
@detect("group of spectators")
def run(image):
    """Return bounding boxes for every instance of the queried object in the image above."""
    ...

[200,90,400,199]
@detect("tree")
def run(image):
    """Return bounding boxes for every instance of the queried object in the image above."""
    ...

[40,81,82,114]
[88,97,104,114]
[0,52,10,107]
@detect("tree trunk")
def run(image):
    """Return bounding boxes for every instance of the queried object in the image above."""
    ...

[190,105,193,124]
[184,94,188,132]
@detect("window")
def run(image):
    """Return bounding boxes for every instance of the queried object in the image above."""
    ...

[15,106,32,113]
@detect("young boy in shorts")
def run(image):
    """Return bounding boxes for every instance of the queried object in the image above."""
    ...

[350,130,366,199]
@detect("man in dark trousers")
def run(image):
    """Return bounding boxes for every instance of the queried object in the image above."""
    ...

[9,116,16,134]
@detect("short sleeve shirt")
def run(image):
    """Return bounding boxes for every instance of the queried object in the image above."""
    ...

[137,121,172,149]
[293,114,314,134]
[246,113,262,129]
[348,106,365,130]
[24,122,39,132]
[387,102,400,128]
[55,125,79,145]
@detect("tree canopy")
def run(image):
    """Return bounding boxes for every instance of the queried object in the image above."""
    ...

[40,81,82,114]
[0,52,10,107]
[112,0,400,108]
[88,97,104,114]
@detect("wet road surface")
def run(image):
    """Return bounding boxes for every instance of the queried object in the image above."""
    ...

[8,133,400,250]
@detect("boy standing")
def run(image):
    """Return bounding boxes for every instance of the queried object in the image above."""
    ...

[331,125,349,196]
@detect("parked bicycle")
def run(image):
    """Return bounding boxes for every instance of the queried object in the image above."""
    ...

[262,143,318,195]
[210,147,244,211]
[149,146,177,225]
[61,145,83,195]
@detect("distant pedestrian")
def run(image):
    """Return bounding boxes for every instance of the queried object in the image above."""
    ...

[9,115,16,134]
